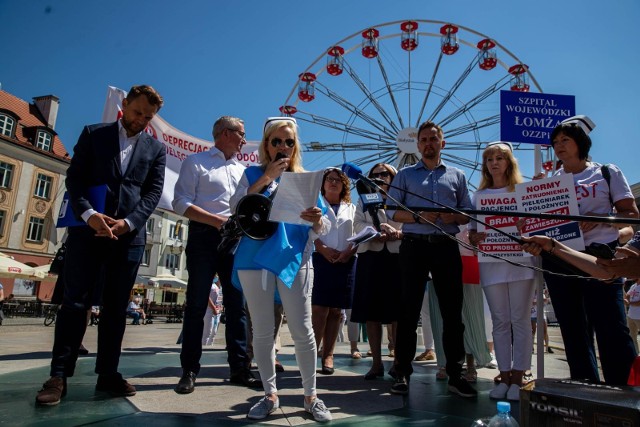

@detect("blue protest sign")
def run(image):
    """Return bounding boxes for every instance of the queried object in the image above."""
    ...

[500,91,575,145]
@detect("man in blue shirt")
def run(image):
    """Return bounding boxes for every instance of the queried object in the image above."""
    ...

[386,121,476,398]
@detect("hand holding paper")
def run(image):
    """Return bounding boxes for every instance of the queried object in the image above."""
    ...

[269,171,325,225]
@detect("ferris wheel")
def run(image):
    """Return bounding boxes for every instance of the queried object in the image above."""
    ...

[279,19,553,189]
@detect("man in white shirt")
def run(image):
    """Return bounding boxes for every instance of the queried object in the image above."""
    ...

[172,116,261,393]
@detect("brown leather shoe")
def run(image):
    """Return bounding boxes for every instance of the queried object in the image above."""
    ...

[36,376,67,406]
[95,374,136,396]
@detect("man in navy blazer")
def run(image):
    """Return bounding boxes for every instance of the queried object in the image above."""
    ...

[36,85,166,406]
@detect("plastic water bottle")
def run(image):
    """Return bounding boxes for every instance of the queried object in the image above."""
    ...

[487,401,519,427]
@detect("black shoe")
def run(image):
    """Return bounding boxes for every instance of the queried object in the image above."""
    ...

[547,347,555,354]
[320,365,334,375]
[275,359,285,373]
[96,373,136,396]
[390,375,409,395]
[448,377,477,398]
[388,366,398,380]
[175,371,196,394]
[229,370,263,388]
[364,367,385,380]
[78,344,89,356]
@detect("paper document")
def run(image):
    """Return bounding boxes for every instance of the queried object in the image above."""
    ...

[269,171,324,225]
[347,225,380,247]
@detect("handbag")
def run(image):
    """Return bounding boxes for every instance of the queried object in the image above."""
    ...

[49,244,66,275]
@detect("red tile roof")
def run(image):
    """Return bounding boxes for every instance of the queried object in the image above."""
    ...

[0,90,70,162]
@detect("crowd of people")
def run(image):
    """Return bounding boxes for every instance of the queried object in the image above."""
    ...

[32,82,640,422]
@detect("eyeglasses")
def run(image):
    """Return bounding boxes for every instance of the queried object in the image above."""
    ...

[227,128,246,139]
[325,176,342,184]
[270,138,295,148]
[370,171,391,179]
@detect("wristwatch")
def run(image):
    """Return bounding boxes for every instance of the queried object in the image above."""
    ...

[413,212,421,223]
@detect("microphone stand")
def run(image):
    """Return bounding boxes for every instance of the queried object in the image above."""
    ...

[357,175,591,278]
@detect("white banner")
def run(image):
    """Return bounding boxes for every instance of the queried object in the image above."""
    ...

[101,86,260,211]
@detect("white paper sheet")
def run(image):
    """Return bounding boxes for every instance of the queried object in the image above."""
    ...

[268,170,324,225]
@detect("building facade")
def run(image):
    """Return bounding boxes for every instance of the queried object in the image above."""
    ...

[0,90,70,300]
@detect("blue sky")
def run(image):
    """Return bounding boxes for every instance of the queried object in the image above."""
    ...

[1,0,639,187]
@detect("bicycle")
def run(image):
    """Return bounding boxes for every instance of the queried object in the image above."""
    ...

[43,304,58,326]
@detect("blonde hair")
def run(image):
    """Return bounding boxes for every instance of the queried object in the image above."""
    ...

[258,120,304,172]
[477,143,523,192]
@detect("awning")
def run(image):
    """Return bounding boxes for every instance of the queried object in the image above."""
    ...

[32,264,58,282]
[146,274,187,291]
[0,252,46,279]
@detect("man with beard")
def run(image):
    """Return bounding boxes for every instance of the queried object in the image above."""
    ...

[172,116,261,394]
[36,85,166,406]
[386,121,476,398]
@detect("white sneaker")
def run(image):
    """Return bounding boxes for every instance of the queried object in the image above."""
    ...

[485,353,498,369]
[506,384,520,401]
[304,398,332,422]
[489,383,509,399]
[247,396,279,420]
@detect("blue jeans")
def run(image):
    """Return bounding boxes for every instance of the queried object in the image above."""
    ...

[180,221,249,375]
[127,311,141,324]
[543,258,637,385]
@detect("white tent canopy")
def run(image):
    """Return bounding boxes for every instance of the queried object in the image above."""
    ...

[147,274,187,290]
[0,252,45,279]
[32,264,58,282]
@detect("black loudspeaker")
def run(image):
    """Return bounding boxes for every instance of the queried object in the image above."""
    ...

[236,194,278,240]
[520,378,640,427]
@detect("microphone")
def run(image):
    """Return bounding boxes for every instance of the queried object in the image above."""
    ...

[341,162,365,180]
[274,152,289,161]
[342,162,382,194]
[360,193,383,231]
[361,192,384,211]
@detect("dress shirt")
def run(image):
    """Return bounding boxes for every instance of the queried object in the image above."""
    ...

[81,120,141,229]
[386,160,472,235]
[118,121,140,174]
[172,147,245,216]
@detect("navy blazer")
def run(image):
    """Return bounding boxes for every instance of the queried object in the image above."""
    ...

[66,121,166,245]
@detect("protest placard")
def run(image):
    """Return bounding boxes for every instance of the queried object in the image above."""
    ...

[515,174,585,251]
[475,191,531,263]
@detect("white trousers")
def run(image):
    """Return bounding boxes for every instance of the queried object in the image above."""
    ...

[239,264,317,397]
[482,279,536,371]
[201,308,221,346]
[420,284,435,350]
[345,309,360,342]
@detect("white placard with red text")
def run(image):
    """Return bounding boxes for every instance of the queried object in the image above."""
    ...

[476,192,531,263]
[101,86,259,211]
[515,174,585,251]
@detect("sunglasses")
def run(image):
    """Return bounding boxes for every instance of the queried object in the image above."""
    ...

[270,138,295,148]
[370,171,391,178]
